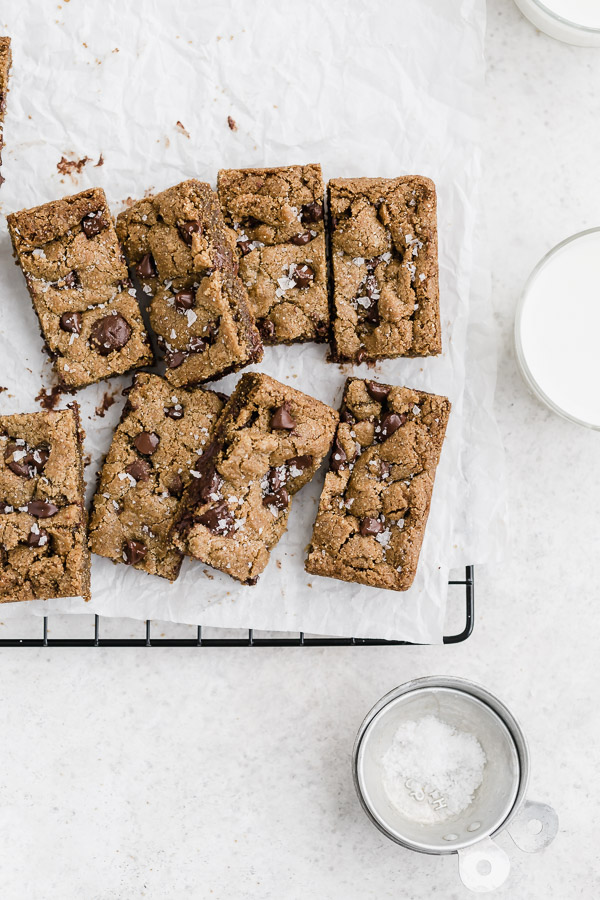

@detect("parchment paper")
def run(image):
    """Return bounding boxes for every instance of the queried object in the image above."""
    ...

[0,0,506,641]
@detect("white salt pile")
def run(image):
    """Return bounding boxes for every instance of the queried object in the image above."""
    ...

[382,714,486,824]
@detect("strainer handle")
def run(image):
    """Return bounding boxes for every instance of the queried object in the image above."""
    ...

[506,799,559,852]
[458,837,511,893]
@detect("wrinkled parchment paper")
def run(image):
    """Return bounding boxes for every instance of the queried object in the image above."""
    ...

[0,0,506,641]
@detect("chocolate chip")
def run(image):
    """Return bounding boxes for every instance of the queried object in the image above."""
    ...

[257,318,276,341]
[134,432,160,455]
[196,500,234,536]
[340,409,355,425]
[178,220,202,245]
[26,527,50,548]
[246,576,259,586]
[165,405,184,420]
[356,349,367,365]
[329,436,347,473]
[123,539,147,565]
[270,404,295,431]
[366,381,391,402]
[190,442,222,504]
[376,412,406,441]
[81,211,107,238]
[262,487,289,511]
[380,460,391,479]
[30,447,50,473]
[167,473,184,497]
[174,289,195,312]
[286,454,313,475]
[89,313,132,355]
[364,302,381,326]
[188,336,207,353]
[135,253,157,279]
[291,231,313,246]
[359,517,383,537]
[166,350,187,369]
[267,465,285,491]
[59,311,82,334]
[27,500,59,518]
[125,459,152,482]
[60,271,79,289]
[314,320,328,339]
[301,201,323,223]
[4,442,32,477]
[291,264,314,289]
[237,239,253,256]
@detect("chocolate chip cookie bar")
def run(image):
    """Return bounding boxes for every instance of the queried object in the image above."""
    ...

[88,373,226,581]
[116,180,263,386]
[0,405,91,602]
[7,188,153,388]
[173,373,338,584]
[217,164,329,344]
[305,378,450,591]
[0,36,12,187]
[328,177,441,363]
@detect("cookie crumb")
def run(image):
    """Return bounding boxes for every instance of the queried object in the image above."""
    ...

[94,153,104,167]
[57,155,90,176]
[227,116,237,132]
[175,120,190,138]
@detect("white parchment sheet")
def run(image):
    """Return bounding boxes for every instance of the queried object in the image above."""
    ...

[0,0,506,641]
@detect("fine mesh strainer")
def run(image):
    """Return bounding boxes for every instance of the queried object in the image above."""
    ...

[352,677,558,893]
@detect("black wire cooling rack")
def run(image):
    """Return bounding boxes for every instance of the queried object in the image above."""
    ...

[0,566,473,647]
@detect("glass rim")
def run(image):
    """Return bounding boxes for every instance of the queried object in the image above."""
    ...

[514,226,600,431]
[526,0,600,34]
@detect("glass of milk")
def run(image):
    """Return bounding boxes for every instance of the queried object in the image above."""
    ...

[514,0,600,45]
[515,228,600,429]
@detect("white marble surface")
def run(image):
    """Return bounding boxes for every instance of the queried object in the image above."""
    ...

[1,1,599,897]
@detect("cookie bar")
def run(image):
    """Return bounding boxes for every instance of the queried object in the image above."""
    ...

[172,373,338,584]
[0,405,91,602]
[0,36,11,187]
[217,164,329,344]
[305,378,450,591]
[7,188,153,388]
[328,177,441,363]
[89,373,226,581]
[116,180,263,386]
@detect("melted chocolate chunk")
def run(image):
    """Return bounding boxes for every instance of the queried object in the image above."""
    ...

[359,517,383,537]
[196,501,234,536]
[89,314,132,355]
[286,454,313,475]
[291,264,314,289]
[135,253,157,279]
[134,432,160,455]
[329,436,347,472]
[27,500,59,518]
[301,201,323,223]
[166,350,187,369]
[4,443,50,478]
[26,526,50,548]
[123,539,147,565]
[59,311,82,334]
[125,459,152,482]
[58,270,79,290]
[340,409,355,425]
[314,320,329,339]
[262,487,289,511]
[188,336,207,353]
[237,239,252,256]
[356,349,367,365]
[380,459,391,479]
[174,289,195,312]
[270,403,295,431]
[364,302,381,326]
[165,404,184,420]
[257,318,276,341]
[376,412,406,441]
[167,473,184,497]
[366,381,391,402]
[190,442,222,504]
[81,211,107,238]
[178,220,202,245]
[291,231,313,246]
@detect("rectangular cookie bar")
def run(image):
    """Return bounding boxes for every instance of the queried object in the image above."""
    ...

[0,405,91,602]
[172,373,338,584]
[328,176,441,363]
[0,36,12,187]
[7,188,153,388]
[116,180,263,387]
[88,373,226,581]
[305,378,450,591]
[217,164,329,344]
